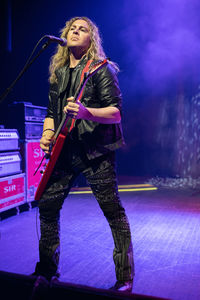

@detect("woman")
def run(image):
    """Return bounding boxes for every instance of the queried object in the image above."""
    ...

[34,16,134,293]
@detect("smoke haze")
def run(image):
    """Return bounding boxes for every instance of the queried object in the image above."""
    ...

[120,0,200,93]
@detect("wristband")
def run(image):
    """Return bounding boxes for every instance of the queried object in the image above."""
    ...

[42,128,55,135]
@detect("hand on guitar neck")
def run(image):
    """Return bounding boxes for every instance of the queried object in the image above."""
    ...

[64,96,121,124]
[63,96,90,120]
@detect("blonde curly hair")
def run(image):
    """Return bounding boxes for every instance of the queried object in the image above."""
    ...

[49,16,109,83]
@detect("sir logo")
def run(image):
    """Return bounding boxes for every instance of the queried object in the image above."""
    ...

[4,184,16,193]
[33,147,43,158]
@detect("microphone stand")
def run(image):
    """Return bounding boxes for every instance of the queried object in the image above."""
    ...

[0,37,51,105]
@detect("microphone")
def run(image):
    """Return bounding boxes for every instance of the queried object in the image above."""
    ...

[45,35,67,46]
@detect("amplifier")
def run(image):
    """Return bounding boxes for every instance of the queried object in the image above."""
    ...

[20,140,45,202]
[25,122,43,139]
[0,173,25,212]
[4,122,43,140]
[7,102,47,122]
[0,129,19,151]
[0,102,46,140]
[0,152,22,177]
[24,102,47,122]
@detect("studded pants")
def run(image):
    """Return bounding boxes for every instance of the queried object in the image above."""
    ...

[36,138,134,281]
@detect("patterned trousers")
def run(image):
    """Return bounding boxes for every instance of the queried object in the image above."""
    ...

[36,138,134,281]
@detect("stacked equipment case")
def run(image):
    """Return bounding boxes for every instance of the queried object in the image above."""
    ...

[0,102,47,208]
[0,129,26,213]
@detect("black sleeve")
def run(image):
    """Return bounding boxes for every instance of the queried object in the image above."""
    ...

[45,83,58,119]
[94,63,122,113]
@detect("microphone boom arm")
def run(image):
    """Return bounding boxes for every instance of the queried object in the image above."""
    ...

[0,36,52,105]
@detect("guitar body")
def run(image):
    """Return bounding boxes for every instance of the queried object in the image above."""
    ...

[34,133,67,200]
[35,59,108,201]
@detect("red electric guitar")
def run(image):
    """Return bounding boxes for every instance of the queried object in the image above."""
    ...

[35,59,108,201]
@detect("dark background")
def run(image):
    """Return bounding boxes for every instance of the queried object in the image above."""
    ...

[1,0,200,180]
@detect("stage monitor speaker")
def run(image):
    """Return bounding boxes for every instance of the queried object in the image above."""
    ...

[0,270,170,300]
[0,270,36,300]
[49,280,170,300]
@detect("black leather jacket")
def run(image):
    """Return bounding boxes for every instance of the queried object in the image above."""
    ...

[46,57,125,159]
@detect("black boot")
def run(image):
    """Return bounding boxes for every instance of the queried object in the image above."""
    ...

[110,280,133,293]
[31,262,60,282]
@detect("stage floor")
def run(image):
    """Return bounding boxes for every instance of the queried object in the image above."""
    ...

[0,186,200,300]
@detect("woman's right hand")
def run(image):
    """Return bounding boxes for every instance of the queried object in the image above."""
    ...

[40,134,54,154]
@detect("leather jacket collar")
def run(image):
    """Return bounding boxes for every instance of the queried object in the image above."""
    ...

[55,56,88,95]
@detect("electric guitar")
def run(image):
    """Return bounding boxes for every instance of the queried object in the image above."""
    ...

[35,59,108,201]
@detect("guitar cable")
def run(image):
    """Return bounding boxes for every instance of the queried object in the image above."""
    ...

[33,154,47,176]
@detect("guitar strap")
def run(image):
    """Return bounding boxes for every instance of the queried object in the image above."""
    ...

[69,59,93,131]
